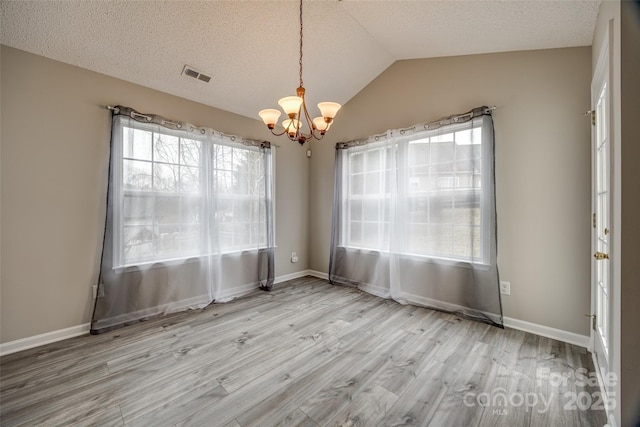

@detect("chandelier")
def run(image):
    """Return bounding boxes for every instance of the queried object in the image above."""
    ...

[258,0,341,145]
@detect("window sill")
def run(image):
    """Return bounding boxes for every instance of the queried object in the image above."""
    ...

[336,245,490,271]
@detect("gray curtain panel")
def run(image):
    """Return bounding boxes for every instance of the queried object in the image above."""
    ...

[91,106,275,333]
[329,106,502,326]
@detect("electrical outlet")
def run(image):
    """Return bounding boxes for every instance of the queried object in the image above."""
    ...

[291,252,299,263]
[500,281,511,295]
[92,284,98,299]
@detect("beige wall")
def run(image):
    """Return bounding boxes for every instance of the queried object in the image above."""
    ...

[309,47,593,336]
[0,45,309,343]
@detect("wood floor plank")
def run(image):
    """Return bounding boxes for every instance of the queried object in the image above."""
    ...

[275,409,319,427]
[296,330,413,426]
[325,383,398,427]
[58,405,125,427]
[378,358,450,427]
[175,333,376,427]
[0,276,606,427]
[1,353,178,426]
[428,341,498,427]
[235,329,408,427]
[125,382,228,426]
[476,364,533,427]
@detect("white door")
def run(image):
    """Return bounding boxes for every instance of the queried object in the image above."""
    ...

[591,36,611,398]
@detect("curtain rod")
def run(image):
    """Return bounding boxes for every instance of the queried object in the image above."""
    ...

[105,105,279,148]
[396,105,497,135]
[337,105,496,150]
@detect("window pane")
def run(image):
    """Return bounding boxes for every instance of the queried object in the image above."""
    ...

[235,199,252,222]
[409,141,430,167]
[408,198,428,223]
[233,172,250,195]
[431,132,454,144]
[362,199,379,221]
[123,194,153,225]
[428,224,453,255]
[408,223,429,254]
[216,198,233,222]
[215,171,234,194]
[155,196,180,225]
[180,166,200,193]
[365,172,381,194]
[454,195,480,225]
[234,223,251,247]
[215,145,233,170]
[452,226,480,259]
[350,174,364,195]
[365,149,381,171]
[180,224,201,253]
[233,149,249,172]
[123,128,152,160]
[157,224,181,256]
[154,163,178,192]
[154,134,179,164]
[123,159,152,191]
[123,225,154,261]
[219,223,233,250]
[181,139,200,166]
[362,222,379,248]
[351,153,364,173]
[350,199,362,221]
[429,197,454,224]
[182,196,201,224]
[454,127,481,146]
[349,222,362,245]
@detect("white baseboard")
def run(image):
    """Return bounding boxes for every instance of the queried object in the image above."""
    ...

[0,323,90,357]
[274,269,328,283]
[503,316,590,348]
[1,271,590,358]
[274,270,314,284]
[0,270,315,356]
[292,272,591,349]
[306,270,328,280]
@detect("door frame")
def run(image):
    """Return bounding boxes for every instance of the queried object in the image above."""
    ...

[590,20,616,424]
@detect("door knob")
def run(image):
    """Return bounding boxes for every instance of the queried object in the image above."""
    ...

[594,251,609,260]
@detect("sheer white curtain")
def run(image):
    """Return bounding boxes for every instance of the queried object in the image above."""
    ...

[91,106,274,333]
[330,107,502,326]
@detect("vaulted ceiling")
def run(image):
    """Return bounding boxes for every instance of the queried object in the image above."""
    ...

[1,0,600,120]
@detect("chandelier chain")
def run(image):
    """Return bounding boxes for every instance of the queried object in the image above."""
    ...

[258,0,340,145]
[299,0,304,87]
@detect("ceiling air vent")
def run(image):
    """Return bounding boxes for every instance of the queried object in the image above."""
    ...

[182,65,211,83]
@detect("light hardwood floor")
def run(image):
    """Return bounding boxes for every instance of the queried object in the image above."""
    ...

[0,277,607,426]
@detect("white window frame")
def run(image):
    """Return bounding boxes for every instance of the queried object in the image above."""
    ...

[112,119,274,268]
[340,121,490,266]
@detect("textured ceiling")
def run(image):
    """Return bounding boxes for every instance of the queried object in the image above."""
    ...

[1,0,601,121]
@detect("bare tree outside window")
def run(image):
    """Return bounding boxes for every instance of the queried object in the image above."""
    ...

[119,127,268,266]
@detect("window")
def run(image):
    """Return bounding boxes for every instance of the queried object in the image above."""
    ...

[211,144,268,253]
[114,122,271,267]
[345,146,392,249]
[342,122,487,263]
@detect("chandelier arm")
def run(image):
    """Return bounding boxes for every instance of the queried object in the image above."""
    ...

[269,127,290,138]
[300,99,318,140]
